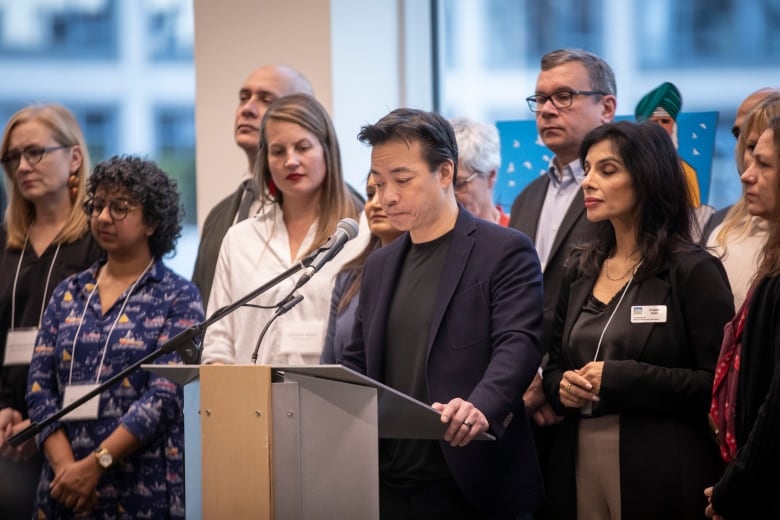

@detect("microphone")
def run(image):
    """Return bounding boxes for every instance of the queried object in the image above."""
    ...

[294,218,359,290]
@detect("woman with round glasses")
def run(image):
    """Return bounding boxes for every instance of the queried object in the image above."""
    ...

[26,156,203,517]
[0,104,101,519]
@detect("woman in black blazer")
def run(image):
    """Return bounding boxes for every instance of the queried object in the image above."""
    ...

[705,117,780,519]
[542,121,734,519]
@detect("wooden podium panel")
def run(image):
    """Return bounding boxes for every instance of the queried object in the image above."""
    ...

[200,365,273,518]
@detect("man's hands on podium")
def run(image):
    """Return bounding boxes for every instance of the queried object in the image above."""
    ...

[432,398,488,447]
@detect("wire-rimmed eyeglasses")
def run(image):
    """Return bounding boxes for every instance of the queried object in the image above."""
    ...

[83,198,138,221]
[526,90,608,112]
[0,145,70,172]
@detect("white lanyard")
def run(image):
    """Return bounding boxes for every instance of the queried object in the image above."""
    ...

[581,266,638,417]
[592,275,634,362]
[11,233,62,329]
[67,259,154,386]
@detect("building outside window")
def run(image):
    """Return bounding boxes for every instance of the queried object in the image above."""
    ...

[0,0,196,276]
[3,0,777,274]
[436,0,780,210]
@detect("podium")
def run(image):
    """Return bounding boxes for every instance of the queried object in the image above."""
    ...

[144,364,491,519]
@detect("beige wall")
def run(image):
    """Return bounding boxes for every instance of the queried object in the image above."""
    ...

[193,0,433,228]
[193,0,333,227]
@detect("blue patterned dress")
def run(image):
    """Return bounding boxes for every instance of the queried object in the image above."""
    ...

[26,259,204,519]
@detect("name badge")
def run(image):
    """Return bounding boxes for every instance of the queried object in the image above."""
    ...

[63,384,101,421]
[279,320,324,355]
[631,305,668,323]
[4,328,38,366]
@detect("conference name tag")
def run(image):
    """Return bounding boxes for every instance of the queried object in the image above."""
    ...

[631,305,667,323]
[4,328,38,366]
[62,384,101,421]
[279,320,324,354]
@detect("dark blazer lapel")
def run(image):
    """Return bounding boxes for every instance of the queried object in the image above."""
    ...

[427,210,475,351]
[547,190,586,265]
[514,176,548,239]
[623,275,670,360]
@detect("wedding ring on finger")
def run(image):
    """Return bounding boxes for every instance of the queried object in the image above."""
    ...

[566,382,573,393]
[463,420,473,430]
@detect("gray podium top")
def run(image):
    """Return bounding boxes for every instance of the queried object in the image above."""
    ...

[143,363,494,441]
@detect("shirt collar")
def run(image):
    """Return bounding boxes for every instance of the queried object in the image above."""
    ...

[545,156,585,187]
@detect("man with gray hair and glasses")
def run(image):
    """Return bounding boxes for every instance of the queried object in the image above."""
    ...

[508,48,617,515]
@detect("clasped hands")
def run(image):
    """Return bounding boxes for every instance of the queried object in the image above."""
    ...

[432,398,488,447]
[49,456,101,514]
[559,361,603,409]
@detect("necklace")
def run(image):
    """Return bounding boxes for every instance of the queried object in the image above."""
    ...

[603,257,638,281]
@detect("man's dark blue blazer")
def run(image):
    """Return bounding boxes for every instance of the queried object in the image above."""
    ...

[341,208,545,515]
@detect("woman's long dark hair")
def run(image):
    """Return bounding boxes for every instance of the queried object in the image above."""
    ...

[336,233,382,313]
[573,121,697,279]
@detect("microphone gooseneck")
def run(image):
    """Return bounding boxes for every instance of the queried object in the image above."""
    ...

[250,294,304,364]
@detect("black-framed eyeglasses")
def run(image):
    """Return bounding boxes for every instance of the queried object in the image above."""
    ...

[83,198,137,221]
[0,145,70,172]
[526,90,609,112]
[454,171,480,193]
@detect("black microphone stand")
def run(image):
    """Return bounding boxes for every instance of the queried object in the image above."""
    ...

[8,255,316,447]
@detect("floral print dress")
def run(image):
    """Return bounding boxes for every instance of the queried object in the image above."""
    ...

[27,260,204,519]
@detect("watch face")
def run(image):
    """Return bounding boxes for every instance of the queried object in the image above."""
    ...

[97,450,112,468]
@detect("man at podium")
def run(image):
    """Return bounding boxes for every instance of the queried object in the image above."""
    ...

[341,108,545,518]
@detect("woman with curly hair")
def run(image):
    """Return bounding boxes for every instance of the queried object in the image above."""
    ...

[0,104,101,518]
[26,156,204,518]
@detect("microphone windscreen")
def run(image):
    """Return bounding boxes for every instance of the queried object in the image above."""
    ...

[337,218,359,240]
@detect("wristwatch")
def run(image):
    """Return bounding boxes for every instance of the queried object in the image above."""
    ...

[94,446,113,469]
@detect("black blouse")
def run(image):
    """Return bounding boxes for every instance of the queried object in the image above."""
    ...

[0,227,102,415]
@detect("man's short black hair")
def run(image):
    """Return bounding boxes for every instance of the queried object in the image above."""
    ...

[358,108,459,181]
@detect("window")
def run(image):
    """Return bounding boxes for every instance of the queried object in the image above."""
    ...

[146,0,194,61]
[0,102,118,165]
[0,0,196,276]
[155,106,196,225]
[0,0,117,59]
[435,0,778,210]
[637,0,780,68]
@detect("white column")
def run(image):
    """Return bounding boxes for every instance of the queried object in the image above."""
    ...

[192,0,433,227]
